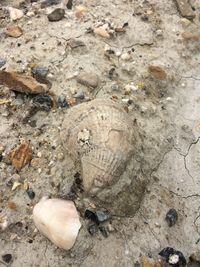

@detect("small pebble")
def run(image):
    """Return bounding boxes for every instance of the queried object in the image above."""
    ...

[47,8,65,22]
[159,247,186,267]
[32,94,53,111]
[76,72,99,89]
[32,67,49,83]
[67,0,73,9]
[26,188,35,199]
[165,208,178,227]
[87,224,98,235]
[41,0,61,8]
[58,95,69,108]
[74,91,85,100]
[2,254,12,264]
[0,59,6,68]
[96,209,111,223]
[84,209,98,223]
[99,225,108,238]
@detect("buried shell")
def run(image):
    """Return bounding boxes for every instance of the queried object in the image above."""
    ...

[60,99,135,194]
[33,198,81,250]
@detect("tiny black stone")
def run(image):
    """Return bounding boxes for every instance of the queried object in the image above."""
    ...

[123,22,129,28]
[41,0,60,8]
[67,0,73,9]
[166,208,178,227]
[32,94,53,111]
[26,188,35,199]
[84,209,98,223]
[32,67,49,83]
[87,224,98,236]
[2,254,12,263]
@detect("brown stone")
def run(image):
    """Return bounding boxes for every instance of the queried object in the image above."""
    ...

[76,72,99,88]
[9,141,33,170]
[174,0,195,20]
[5,25,23,38]
[182,31,200,41]
[148,65,167,80]
[0,71,47,94]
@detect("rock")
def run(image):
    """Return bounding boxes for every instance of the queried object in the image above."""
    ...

[9,141,33,170]
[84,210,98,223]
[27,188,35,199]
[94,27,110,38]
[74,91,85,100]
[76,72,99,88]
[41,0,61,8]
[32,94,53,111]
[2,254,12,264]
[159,247,186,267]
[121,52,132,61]
[31,66,49,83]
[68,38,86,49]
[182,32,200,41]
[179,18,192,28]
[99,225,108,238]
[5,25,23,38]
[47,8,65,22]
[87,224,98,235]
[33,198,81,250]
[0,71,47,94]
[165,208,178,227]
[58,95,69,108]
[8,7,24,21]
[96,209,111,223]
[0,59,6,68]
[148,65,167,80]
[189,252,200,263]
[66,0,73,9]
[174,0,195,20]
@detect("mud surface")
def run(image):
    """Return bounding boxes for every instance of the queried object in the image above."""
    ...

[0,0,200,266]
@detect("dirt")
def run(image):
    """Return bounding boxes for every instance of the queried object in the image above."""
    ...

[0,0,200,266]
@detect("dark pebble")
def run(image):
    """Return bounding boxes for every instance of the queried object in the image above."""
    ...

[99,225,108,238]
[159,247,186,267]
[41,0,60,8]
[2,254,12,263]
[84,209,98,224]
[0,59,6,68]
[166,208,178,227]
[74,91,85,100]
[58,95,69,108]
[96,209,111,223]
[32,94,53,111]
[87,224,98,236]
[47,8,65,22]
[32,67,49,84]
[26,188,35,200]
[67,0,73,9]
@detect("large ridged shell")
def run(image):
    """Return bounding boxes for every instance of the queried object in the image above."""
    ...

[60,99,134,194]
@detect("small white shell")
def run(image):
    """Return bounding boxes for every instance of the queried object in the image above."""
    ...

[33,198,81,250]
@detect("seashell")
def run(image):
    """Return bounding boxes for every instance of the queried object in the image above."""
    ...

[60,99,135,194]
[33,198,81,250]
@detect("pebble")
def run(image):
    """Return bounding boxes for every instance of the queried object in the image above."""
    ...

[96,209,111,223]
[47,8,65,22]
[58,95,69,108]
[41,0,61,8]
[74,91,85,100]
[159,247,186,266]
[179,18,191,28]
[5,25,23,38]
[121,52,132,61]
[0,59,6,68]
[8,7,24,21]
[84,209,98,223]
[94,27,110,38]
[32,66,49,83]
[68,38,86,49]
[165,208,178,227]
[175,0,195,20]
[2,254,12,264]
[148,65,167,80]
[26,188,35,199]
[32,94,53,111]
[182,32,200,41]
[76,72,99,89]
[99,225,108,238]
[66,0,73,9]
[87,224,98,235]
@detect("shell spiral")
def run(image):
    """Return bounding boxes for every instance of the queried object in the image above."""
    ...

[60,99,135,194]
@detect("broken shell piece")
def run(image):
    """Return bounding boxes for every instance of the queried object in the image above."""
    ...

[61,99,135,194]
[94,27,110,38]
[33,198,81,250]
